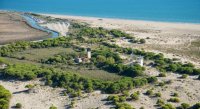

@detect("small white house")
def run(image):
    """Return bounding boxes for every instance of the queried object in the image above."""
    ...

[75,58,83,63]
[137,56,144,66]
[0,63,7,69]
[87,48,91,59]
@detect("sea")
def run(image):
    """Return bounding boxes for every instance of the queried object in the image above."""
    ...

[0,0,200,23]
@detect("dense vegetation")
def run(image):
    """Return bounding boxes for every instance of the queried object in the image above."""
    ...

[0,63,155,95]
[102,42,200,75]
[41,46,145,78]
[0,85,11,109]
[0,37,71,57]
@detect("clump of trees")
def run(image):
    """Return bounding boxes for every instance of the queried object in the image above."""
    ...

[0,37,71,57]
[0,85,11,109]
[3,64,47,80]
[1,63,154,95]
[92,49,145,78]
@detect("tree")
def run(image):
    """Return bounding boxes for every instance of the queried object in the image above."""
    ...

[130,92,139,100]
[146,90,153,96]
[139,39,146,44]
[15,103,22,108]
[156,99,165,106]
[180,103,190,109]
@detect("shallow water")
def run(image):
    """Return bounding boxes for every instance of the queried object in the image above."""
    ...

[0,0,200,23]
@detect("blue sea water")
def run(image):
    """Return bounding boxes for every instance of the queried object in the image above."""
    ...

[0,0,200,23]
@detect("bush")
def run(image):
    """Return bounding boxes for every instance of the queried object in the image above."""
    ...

[15,103,22,108]
[161,104,175,109]
[158,73,167,77]
[155,92,161,97]
[180,103,190,109]
[172,92,178,97]
[115,102,134,109]
[130,92,139,100]
[168,97,180,103]
[122,91,129,97]
[191,103,200,109]
[156,99,165,106]
[139,39,146,44]
[158,82,165,87]
[70,101,76,108]
[140,106,145,109]
[181,74,188,79]
[0,85,11,109]
[147,76,158,83]
[198,75,200,80]
[146,90,153,96]
[49,105,57,109]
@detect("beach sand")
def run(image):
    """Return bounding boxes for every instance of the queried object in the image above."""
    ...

[0,11,49,44]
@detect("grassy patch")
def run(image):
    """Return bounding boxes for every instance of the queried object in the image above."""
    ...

[12,47,73,61]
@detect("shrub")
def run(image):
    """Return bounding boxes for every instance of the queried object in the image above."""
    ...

[15,103,22,108]
[146,90,153,96]
[158,82,165,87]
[156,99,165,106]
[147,76,158,83]
[130,92,139,100]
[181,74,188,79]
[140,106,145,109]
[180,103,190,109]
[122,91,129,97]
[139,39,146,44]
[49,105,57,109]
[172,92,178,97]
[158,73,167,77]
[115,102,133,109]
[0,85,11,109]
[155,92,161,97]
[25,84,35,89]
[70,101,76,108]
[168,98,180,103]
[119,96,126,102]
[198,75,200,80]
[191,102,200,109]
[161,104,175,109]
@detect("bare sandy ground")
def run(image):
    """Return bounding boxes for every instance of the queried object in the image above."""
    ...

[0,79,68,109]
[0,11,49,44]
[128,72,200,109]
[42,14,200,67]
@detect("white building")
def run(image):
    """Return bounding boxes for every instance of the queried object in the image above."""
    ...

[87,48,91,59]
[75,58,83,63]
[0,63,7,69]
[137,56,144,66]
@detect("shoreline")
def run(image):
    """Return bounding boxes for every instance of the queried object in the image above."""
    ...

[1,10,200,25]
[40,13,200,25]
[40,13,200,34]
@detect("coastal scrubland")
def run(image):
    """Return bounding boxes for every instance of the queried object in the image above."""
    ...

[0,12,200,109]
